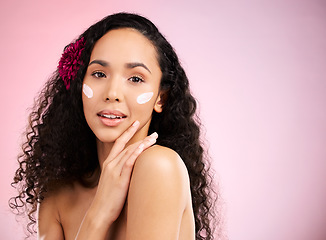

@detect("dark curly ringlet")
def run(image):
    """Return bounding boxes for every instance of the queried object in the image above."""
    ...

[10,12,219,239]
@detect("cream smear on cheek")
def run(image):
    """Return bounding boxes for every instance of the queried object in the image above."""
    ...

[83,83,94,98]
[137,92,154,104]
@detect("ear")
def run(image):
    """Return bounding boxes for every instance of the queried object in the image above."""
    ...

[154,91,167,113]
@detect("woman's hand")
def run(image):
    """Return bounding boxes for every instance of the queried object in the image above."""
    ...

[93,120,158,223]
[75,121,158,239]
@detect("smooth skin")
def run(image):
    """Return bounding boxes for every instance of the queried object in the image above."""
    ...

[38,28,195,240]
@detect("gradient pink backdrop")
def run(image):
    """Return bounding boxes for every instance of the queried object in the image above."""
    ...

[1,0,326,239]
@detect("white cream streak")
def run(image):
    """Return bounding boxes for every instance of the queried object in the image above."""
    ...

[137,92,153,104]
[83,84,93,98]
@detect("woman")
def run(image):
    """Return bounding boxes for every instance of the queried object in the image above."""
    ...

[10,12,217,239]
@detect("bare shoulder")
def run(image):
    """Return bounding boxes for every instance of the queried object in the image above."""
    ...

[38,184,73,218]
[38,185,72,240]
[126,145,192,238]
[129,144,190,205]
[38,190,58,219]
[133,144,189,182]
[39,181,97,240]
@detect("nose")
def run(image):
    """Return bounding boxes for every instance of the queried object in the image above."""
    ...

[105,75,123,102]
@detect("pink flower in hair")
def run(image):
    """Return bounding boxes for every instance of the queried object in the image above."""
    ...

[58,37,85,90]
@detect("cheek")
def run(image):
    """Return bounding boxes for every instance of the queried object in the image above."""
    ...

[83,83,94,98]
[82,83,99,119]
[136,92,154,104]
[127,91,156,119]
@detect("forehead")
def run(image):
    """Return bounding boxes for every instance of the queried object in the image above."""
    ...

[90,28,159,67]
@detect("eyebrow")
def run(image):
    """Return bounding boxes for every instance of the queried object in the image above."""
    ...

[88,59,151,74]
[88,59,109,67]
[126,62,151,74]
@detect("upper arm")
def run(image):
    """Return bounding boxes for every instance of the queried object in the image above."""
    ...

[38,195,64,240]
[126,145,190,240]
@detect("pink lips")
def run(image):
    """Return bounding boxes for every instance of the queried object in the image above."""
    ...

[97,110,127,127]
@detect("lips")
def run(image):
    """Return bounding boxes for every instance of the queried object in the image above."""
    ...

[97,110,127,127]
[98,114,125,119]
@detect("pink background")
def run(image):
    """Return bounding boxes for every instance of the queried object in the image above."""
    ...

[1,0,326,239]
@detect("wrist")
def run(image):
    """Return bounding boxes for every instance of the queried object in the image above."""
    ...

[86,203,115,228]
[75,209,112,240]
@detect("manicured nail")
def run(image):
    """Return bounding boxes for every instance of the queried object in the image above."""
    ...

[150,132,158,139]
[133,120,140,127]
[138,143,144,150]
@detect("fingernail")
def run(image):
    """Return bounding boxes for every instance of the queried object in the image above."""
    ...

[133,120,140,127]
[138,143,144,149]
[150,132,158,139]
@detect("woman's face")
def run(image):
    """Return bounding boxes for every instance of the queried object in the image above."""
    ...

[82,28,163,144]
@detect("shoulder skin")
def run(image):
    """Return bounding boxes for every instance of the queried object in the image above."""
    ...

[38,189,65,240]
[126,145,191,240]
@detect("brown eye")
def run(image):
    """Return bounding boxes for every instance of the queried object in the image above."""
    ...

[129,76,144,83]
[91,71,106,78]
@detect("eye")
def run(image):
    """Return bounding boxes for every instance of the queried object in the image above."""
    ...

[129,75,144,83]
[91,71,106,78]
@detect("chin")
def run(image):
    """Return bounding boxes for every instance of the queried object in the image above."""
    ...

[92,128,125,144]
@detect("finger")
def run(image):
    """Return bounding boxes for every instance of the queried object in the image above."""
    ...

[108,141,140,167]
[108,131,158,167]
[142,132,158,150]
[107,120,140,161]
[116,132,158,173]
[120,143,145,180]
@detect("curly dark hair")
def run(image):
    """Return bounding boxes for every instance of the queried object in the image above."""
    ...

[9,12,219,239]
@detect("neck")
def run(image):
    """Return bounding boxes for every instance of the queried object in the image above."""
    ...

[97,140,114,169]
